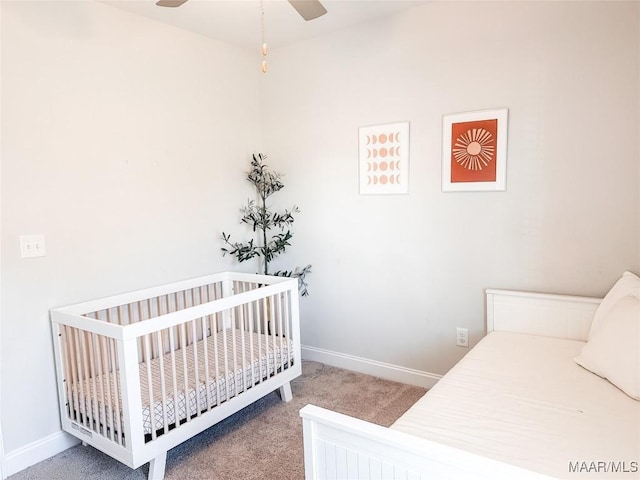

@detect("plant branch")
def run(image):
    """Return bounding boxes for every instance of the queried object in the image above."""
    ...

[220,153,312,295]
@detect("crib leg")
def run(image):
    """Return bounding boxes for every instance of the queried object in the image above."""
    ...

[279,381,293,402]
[148,451,167,480]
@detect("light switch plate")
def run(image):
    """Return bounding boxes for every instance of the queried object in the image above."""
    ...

[20,234,46,258]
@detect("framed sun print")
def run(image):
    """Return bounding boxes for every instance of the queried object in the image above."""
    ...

[442,108,508,192]
[359,121,410,195]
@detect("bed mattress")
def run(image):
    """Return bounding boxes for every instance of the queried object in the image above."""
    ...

[71,328,293,436]
[391,331,640,479]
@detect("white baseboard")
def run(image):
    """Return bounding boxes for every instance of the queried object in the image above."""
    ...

[5,430,80,477]
[301,345,441,389]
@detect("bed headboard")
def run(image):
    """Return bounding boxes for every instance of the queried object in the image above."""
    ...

[485,289,601,342]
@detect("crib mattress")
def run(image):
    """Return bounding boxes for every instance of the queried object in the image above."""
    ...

[72,328,293,436]
[391,331,640,479]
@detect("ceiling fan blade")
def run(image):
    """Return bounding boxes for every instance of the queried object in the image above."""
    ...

[156,0,188,7]
[287,0,327,21]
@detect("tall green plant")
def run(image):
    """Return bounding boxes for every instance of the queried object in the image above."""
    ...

[221,153,311,296]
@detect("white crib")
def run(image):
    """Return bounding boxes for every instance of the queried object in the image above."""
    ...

[50,271,301,480]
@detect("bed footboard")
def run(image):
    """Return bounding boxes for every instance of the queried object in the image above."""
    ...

[300,405,552,480]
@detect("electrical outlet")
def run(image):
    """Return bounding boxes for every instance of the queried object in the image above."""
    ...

[20,234,46,258]
[456,327,469,347]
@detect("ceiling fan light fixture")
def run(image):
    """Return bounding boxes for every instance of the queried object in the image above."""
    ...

[156,0,188,7]
[260,0,268,73]
[154,0,328,22]
[287,0,327,21]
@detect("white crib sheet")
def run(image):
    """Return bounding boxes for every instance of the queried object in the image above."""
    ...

[392,331,640,479]
[72,328,293,436]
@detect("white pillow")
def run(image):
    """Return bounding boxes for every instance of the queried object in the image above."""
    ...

[589,271,640,340]
[575,295,639,400]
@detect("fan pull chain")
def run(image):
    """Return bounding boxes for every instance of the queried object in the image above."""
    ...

[260,0,268,73]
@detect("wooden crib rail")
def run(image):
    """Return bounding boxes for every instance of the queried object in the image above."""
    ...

[52,272,288,317]
[120,281,295,340]
[51,273,297,340]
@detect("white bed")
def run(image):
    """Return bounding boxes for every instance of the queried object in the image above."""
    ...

[301,275,640,479]
[393,331,638,479]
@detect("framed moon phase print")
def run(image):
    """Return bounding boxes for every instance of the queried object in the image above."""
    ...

[359,121,410,195]
[442,108,508,192]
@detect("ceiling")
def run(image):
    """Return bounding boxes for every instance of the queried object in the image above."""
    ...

[102,0,426,51]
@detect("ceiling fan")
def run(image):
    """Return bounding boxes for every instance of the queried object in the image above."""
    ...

[155,0,328,21]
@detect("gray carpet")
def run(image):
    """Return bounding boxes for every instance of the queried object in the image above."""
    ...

[9,362,427,480]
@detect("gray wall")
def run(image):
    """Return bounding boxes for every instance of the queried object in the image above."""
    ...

[261,1,639,374]
[1,0,261,462]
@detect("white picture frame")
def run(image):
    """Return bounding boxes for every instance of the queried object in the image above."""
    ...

[359,121,410,195]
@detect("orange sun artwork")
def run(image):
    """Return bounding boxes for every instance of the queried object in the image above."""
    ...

[450,118,498,183]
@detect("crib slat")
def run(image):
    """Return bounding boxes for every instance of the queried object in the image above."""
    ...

[60,326,73,419]
[65,327,76,421]
[263,296,269,380]
[284,291,291,368]
[221,322,230,400]
[72,328,87,427]
[139,298,149,323]
[157,331,170,435]
[190,318,202,415]
[211,308,221,407]
[81,330,93,428]
[248,298,256,387]
[168,327,180,431]
[201,316,213,410]
[170,292,177,317]
[143,334,156,441]
[93,333,108,438]
[61,326,73,419]
[87,332,100,433]
[108,337,123,445]
[256,298,263,385]
[276,293,284,372]
[178,322,190,423]
[279,293,285,368]
[203,284,214,408]
[270,295,277,376]
[237,283,248,394]
[157,296,163,319]
[100,335,115,442]
[230,309,238,399]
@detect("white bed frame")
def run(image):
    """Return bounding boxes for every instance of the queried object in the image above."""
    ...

[51,271,301,480]
[300,289,601,480]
